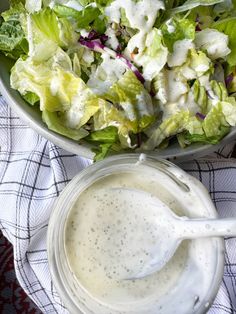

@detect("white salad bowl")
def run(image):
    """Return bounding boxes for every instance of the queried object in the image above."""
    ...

[0,0,236,161]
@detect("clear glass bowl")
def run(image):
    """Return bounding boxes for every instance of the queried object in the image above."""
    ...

[47,154,225,314]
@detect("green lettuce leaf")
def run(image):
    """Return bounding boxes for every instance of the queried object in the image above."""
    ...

[179,49,211,80]
[212,18,236,66]
[203,102,231,137]
[177,127,230,147]
[1,1,25,21]
[85,126,121,161]
[93,70,155,149]
[93,101,135,148]
[53,4,82,18]
[93,143,113,161]
[126,28,168,81]
[85,126,119,143]
[199,80,236,137]
[11,48,75,112]
[187,6,214,29]
[11,47,104,137]
[195,28,231,60]
[63,82,103,130]
[42,110,88,140]
[170,0,224,14]
[161,18,195,52]
[30,8,62,45]
[53,4,101,30]
[11,48,102,128]
[23,92,40,105]
[192,79,208,114]
[104,70,155,133]
[0,3,28,60]
[25,8,78,61]
[92,142,123,162]
[0,18,28,59]
[25,0,42,13]
[79,0,113,6]
[141,110,190,150]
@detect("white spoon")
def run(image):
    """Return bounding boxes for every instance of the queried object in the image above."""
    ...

[111,187,236,280]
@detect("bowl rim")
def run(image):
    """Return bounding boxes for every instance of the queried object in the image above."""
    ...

[1,73,236,161]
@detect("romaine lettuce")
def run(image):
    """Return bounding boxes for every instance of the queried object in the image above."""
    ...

[195,28,231,60]
[213,17,236,66]
[0,2,28,60]
[42,110,89,140]
[161,18,195,53]
[126,28,168,81]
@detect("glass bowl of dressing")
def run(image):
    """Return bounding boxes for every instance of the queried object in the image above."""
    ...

[47,154,225,314]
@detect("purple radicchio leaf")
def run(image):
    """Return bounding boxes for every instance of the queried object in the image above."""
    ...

[225,73,234,89]
[79,36,145,84]
[196,112,206,120]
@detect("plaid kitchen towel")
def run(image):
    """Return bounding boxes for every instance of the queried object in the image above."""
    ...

[0,94,236,314]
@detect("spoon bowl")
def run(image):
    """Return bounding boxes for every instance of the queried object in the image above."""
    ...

[110,187,236,280]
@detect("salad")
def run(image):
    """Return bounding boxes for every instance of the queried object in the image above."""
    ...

[1,0,236,160]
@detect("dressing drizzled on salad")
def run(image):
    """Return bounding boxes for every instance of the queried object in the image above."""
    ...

[1,0,236,160]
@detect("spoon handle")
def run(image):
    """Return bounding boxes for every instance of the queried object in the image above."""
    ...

[177,217,236,239]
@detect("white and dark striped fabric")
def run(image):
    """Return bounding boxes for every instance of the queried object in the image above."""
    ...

[0,94,236,314]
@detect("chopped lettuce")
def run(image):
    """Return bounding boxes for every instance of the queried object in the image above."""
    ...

[103,70,154,132]
[23,92,40,105]
[177,127,230,147]
[195,28,231,60]
[85,126,121,161]
[170,0,224,14]
[0,0,235,160]
[25,8,78,62]
[161,18,195,53]
[212,18,236,66]
[63,81,103,130]
[85,126,119,143]
[0,3,28,60]
[42,110,88,140]
[87,53,127,94]
[203,102,230,137]
[126,28,168,81]
[179,49,211,80]
[25,0,42,13]
[53,4,101,29]
[94,71,154,148]
[141,110,190,150]
[93,101,135,148]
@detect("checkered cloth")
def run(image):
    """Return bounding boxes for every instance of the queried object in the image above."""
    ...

[0,94,236,314]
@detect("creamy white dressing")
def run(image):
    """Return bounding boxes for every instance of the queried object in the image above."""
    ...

[25,0,42,13]
[195,28,231,60]
[166,70,189,103]
[167,39,194,67]
[82,49,94,64]
[125,30,168,81]
[64,83,93,129]
[165,19,175,34]
[136,92,154,117]
[65,163,219,314]
[87,53,126,94]
[105,0,165,82]
[50,77,60,96]
[105,0,164,33]
[105,27,120,51]
[48,0,83,11]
